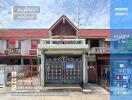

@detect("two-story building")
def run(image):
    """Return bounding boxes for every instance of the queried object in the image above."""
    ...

[0,15,110,88]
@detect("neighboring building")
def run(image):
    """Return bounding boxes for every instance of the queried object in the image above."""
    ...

[0,15,110,87]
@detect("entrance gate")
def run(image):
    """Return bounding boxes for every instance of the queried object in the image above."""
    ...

[45,56,82,84]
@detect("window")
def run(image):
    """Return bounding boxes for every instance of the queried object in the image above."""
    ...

[90,40,99,48]
[24,59,30,65]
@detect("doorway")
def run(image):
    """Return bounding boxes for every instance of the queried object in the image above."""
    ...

[45,56,83,84]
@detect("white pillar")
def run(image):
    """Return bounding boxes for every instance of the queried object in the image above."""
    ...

[40,50,45,86]
[82,52,88,84]
[88,40,90,48]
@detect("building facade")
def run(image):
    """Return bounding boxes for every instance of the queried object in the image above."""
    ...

[0,15,110,88]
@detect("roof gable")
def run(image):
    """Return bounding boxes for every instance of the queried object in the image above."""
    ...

[49,15,79,36]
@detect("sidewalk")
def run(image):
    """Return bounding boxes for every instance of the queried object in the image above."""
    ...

[83,83,109,94]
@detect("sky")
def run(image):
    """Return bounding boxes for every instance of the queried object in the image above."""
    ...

[0,0,109,29]
[110,0,132,29]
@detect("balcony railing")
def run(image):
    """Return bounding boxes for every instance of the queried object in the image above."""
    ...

[5,48,21,55]
[29,49,38,56]
[89,47,110,54]
[40,39,86,45]
[38,39,88,50]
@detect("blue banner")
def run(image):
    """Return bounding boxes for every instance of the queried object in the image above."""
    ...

[110,0,132,100]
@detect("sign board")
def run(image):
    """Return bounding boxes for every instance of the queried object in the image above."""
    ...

[66,63,74,69]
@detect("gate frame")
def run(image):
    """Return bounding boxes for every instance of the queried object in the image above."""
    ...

[44,56,83,84]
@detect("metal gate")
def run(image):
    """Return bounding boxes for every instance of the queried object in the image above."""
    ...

[45,56,82,84]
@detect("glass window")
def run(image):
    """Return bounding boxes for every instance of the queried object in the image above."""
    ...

[90,40,99,48]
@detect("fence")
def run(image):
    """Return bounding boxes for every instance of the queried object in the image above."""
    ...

[0,65,41,92]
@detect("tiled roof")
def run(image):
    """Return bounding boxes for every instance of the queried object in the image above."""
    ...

[0,29,49,38]
[0,29,110,38]
[79,29,110,38]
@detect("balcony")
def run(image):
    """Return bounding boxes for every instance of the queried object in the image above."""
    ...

[4,48,21,55]
[38,39,88,50]
[89,47,110,54]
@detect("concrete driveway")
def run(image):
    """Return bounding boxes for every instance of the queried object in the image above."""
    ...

[0,83,109,100]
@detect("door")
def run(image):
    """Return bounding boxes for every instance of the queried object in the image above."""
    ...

[45,58,63,83]
[88,62,97,83]
[64,58,82,83]
[45,56,82,84]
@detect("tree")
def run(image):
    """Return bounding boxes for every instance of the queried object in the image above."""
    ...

[55,0,109,28]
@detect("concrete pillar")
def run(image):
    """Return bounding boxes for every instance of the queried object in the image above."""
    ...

[88,40,90,48]
[40,50,45,86]
[82,52,88,84]
[21,57,23,65]
[99,39,105,47]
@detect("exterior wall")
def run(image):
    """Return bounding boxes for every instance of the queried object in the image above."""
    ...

[40,51,45,86]
[82,53,88,84]
[0,40,6,54]
[99,39,105,47]
[21,39,31,55]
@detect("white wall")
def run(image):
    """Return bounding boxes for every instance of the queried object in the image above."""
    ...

[0,40,6,54]
[21,40,31,55]
[99,39,105,47]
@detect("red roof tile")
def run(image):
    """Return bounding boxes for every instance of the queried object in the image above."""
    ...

[79,29,110,38]
[0,29,110,39]
[0,29,49,39]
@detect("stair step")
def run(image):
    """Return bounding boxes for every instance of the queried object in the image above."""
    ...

[42,84,82,92]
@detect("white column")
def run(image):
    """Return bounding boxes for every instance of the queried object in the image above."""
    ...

[88,40,90,48]
[40,50,45,86]
[3,40,7,54]
[82,52,88,84]
[0,40,3,53]
[21,40,31,55]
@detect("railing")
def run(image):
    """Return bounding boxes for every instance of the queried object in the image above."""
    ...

[89,47,110,54]
[5,48,21,55]
[29,49,38,56]
[40,39,86,45]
